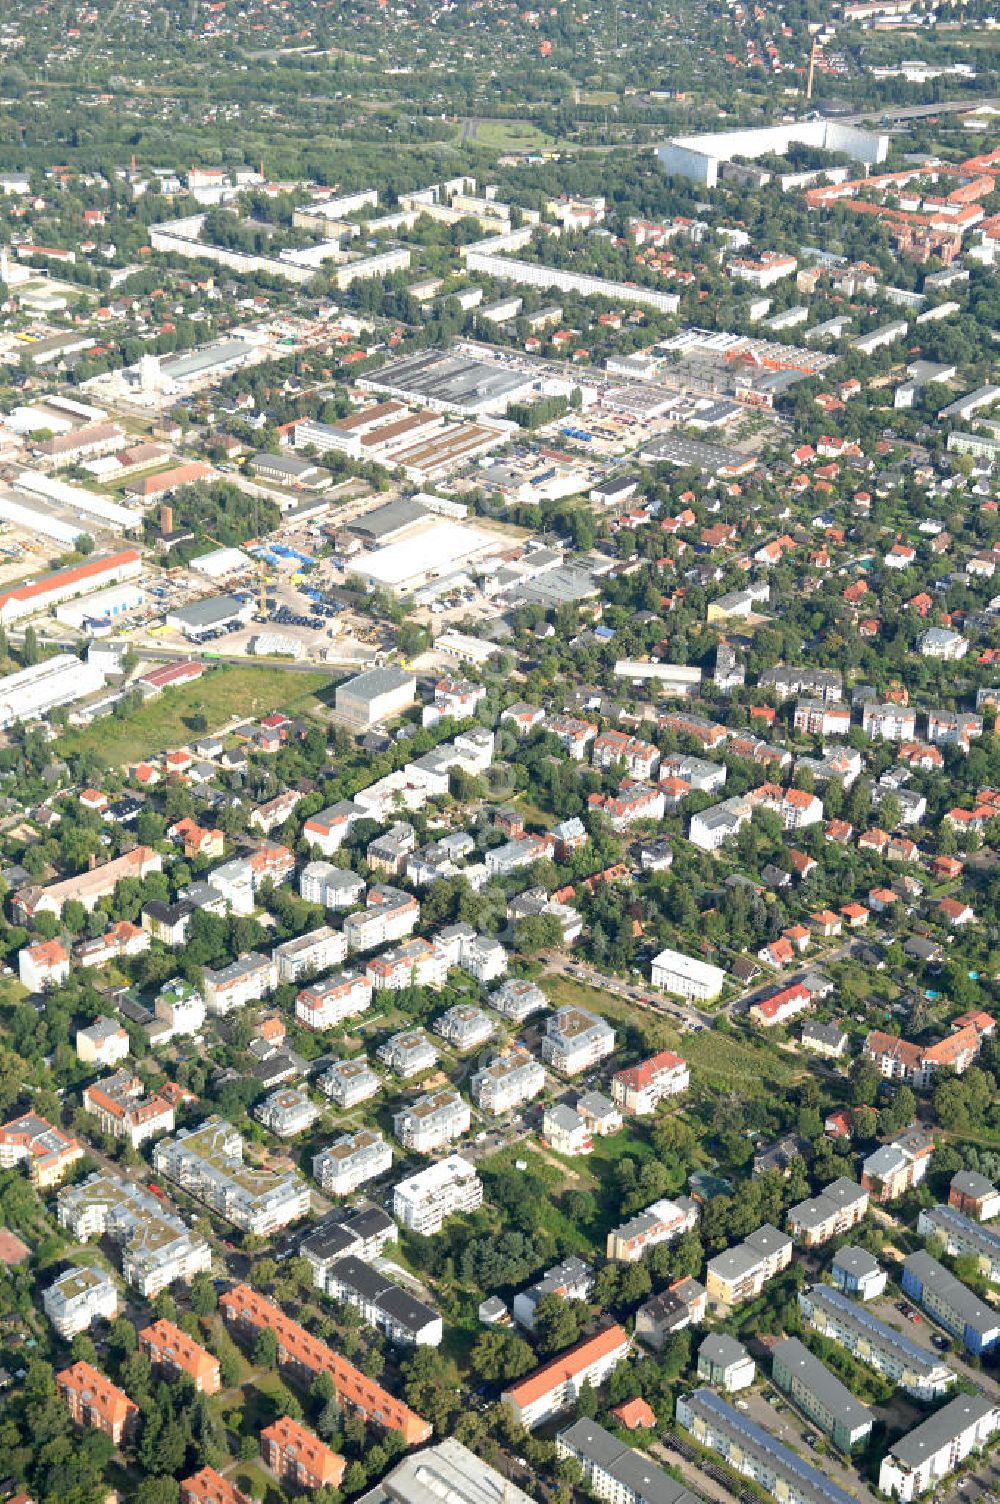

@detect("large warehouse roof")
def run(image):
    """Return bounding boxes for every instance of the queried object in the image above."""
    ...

[345,519,504,591]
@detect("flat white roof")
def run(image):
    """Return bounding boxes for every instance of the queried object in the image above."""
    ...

[345,519,502,589]
[652,946,726,989]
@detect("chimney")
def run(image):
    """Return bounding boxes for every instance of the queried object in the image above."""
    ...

[160,503,173,535]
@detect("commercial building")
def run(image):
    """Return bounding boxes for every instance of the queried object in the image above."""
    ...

[771,1337,873,1451]
[0,1111,83,1187]
[44,1265,119,1337]
[902,1250,1000,1355]
[57,1171,212,1297]
[705,1223,792,1305]
[139,1318,221,1394]
[502,1325,631,1431]
[314,1129,393,1196]
[676,1389,861,1504]
[393,1090,471,1153]
[918,1203,1000,1281]
[471,1047,546,1115]
[154,1117,310,1235]
[880,1394,1000,1501]
[649,947,725,1002]
[555,1420,699,1504]
[541,1007,615,1076]
[166,593,253,640]
[392,1155,483,1235]
[0,653,105,729]
[798,1285,954,1399]
[326,1256,443,1346]
[219,1283,431,1444]
[57,1361,138,1444]
[787,1178,868,1247]
[0,549,142,626]
[261,1416,345,1492]
[334,667,417,731]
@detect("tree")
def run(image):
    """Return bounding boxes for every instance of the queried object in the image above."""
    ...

[534,1295,585,1355]
[190,1271,217,1317]
[135,1480,180,1504]
[253,1327,278,1368]
[470,1330,536,1384]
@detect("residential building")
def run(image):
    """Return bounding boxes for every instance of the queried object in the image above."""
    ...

[274,926,348,983]
[393,1089,470,1153]
[141,900,196,947]
[543,1103,592,1157]
[313,1130,392,1196]
[345,887,419,955]
[607,1197,698,1264]
[677,1389,861,1504]
[297,969,373,1030]
[154,1118,310,1235]
[862,1127,934,1202]
[634,1279,707,1350]
[367,823,417,875]
[57,1171,212,1297]
[202,952,277,1014]
[299,860,365,910]
[433,1002,495,1052]
[502,1325,631,1430]
[76,1016,130,1068]
[798,1285,954,1399]
[18,938,70,991]
[300,1206,398,1288]
[256,1088,319,1139]
[151,977,206,1042]
[325,1256,442,1346]
[612,1050,690,1115]
[182,1469,252,1504]
[650,948,725,1002]
[470,1048,546,1115]
[880,1394,1000,1502]
[0,1112,83,1187]
[219,1284,431,1444]
[392,1156,483,1236]
[377,1029,439,1079]
[82,1073,175,1149]
[261,1416,345,1491]
[489,977,548,1023]
[831,1245,886,1301]
[368,937,446,993]
[918,1204,1000,1282]
[705,1223,792,1305]
[555,1420,700,1504]
[139,1318,221,1394]
[800,1019,848,1058]
[864,1016,994,1089]
[14,844,161,922]
[696,1335,755,1393]
[772,1337,872,1451]
[57,1361,138,1445]
[317,1057,381,1109]
[902,1250,1000,1356]
[44,1265,119,1338]
[592,732,660,780]
[513,1258,594,1332]
[541,1007,615,1076]
[949,1169,1000,1222]
[787,1178,868,1246]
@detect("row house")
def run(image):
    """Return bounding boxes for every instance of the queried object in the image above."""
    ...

[296,969,373,1031]
[314,1129,393,1197]
[218,1284,431,1444]
[393,1090,470,1153]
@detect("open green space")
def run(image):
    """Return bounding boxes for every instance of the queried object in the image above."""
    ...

[461,119,558,152]
[51,666,332,768]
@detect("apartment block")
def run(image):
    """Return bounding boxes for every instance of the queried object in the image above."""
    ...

[219,1283,431,1444]
[393,1090,470,1153]
[489,977,548,1023]
[296,968,373,1030]
[57,1361,138,1445]
[181,1469,251,1504]
[261,1416,345,1491]
[787,1178,868,1247]
[471,1047,546,1115]
[607,1197,699,1264]
[798,1285,954,1399]
[256,1087,319,1139]
[918,1203,1000,1281]
[314,1129,393,1196]
[274,925,348,982]
[677,1389,858,1504]
[502,1325,630,1431]
[862,1127,934,1202]
[0,1111,83,1187]
[392,1155,483,1235]
[513,1257,594,1332]
[650,947,725,1002]
[377,1028,439,1078]
[202,952,277,1014]
[300,1205,398,1289]
[705,1223,792,1305]
[299,860,365,911]
[139,1318,221,1394]
[880,1394,1000,1502]
[318,1057,381,1108]
[433,1002,496,1052]
[154,1118,310,1235]
[44,1265,119,1337]
[541,1007,615,1076]
[830,1245,886,1301]
[82,1072,175,1149]
[902,1250,1000,1356]
[949,1169,1000,1222]
[345,886,419,953]
[612,1050,689,1115]
[326,1255,443,1346]
[57,1171,211,1297]
[556,1420,700,1504]
[772,1337,873,1451]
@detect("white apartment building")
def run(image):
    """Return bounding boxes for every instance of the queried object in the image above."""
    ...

[56,1171,212,1297]
[541,1007,616,1076]
[153,1118,310,1236]
[82,1072,175,1149]
[152,978,206,1042]
[503,1325,631,1431]
[274,926,348,983]
[318,1057,381,1109]
[367,937,446,992]
[393,1089,470,1153]
[471,1048,546,1115]
[299,859,365,910]
[489,977,549,1023]
[880,1395,999,1502]
[650,947,725,1002]
[377,1029,439,1078]
[43,1265,119,1338]
[295,969,373,1030]
[345,887,419,953]
[433,1003,496,1052]
[313,1129,393,1196]
[202,952,277,1015]
[612,1050,690,1116]
[256,1088,320,1139]
[393,1155,484,1235]
[862,702,918,742]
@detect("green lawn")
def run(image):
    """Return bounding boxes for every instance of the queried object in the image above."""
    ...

[51,666,332,768]
[463,119,557,152]
[681,1029,802,1094]
[540,973,684,1046]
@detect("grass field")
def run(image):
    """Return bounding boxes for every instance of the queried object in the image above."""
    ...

[681,1028,802,1093]
[462,119,557,152]
[52,665,331,768]
[541,973,684,1045]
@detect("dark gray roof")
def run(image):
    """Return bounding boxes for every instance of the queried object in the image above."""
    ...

[557,1420,699,1504]
[888,1393,997,1469]
[772,1337,871,1431]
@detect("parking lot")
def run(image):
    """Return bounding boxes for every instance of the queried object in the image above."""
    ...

[740,1386,878,1504]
